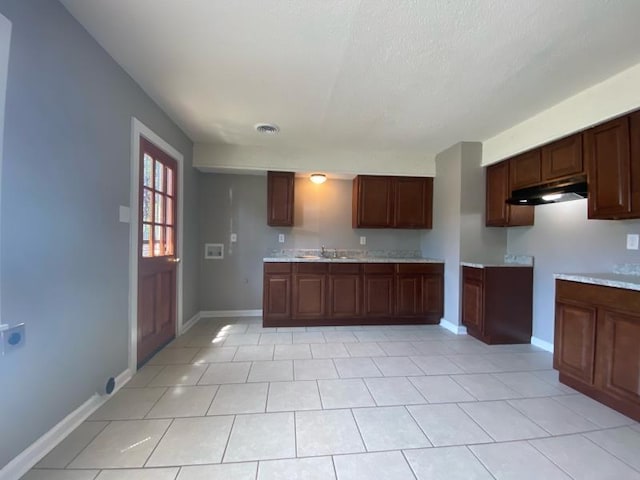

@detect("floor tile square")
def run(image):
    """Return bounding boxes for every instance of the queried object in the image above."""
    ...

[377,341,420,356]
[258,458,335,480]
[199,362,251,384]
[177,463,257,480]
[470,441,571,480]
[447,354,504,373]
[88,388,166,420]
[273,344,312,360]
[36,422,108,468]
[530,434,640,479]
[266,380,321,412]
[208,383,268,415]
[146,385,218,418]
[224,412,295,462]
[292,332,325,344]
[248,360,293,382]
[508,397,598,435]
[410,355,464,375]
[148,365,207,387]
[492,372,564,397]
[311,343,350,358]
[344,342,386,357]
[233,345,275,362]
[531,369,577,394]
[452,374,521,400]
[147,347,200,365]
[223,333,260,346]
[125,365,164,388]
[408,404,492,446]
[191,347,237,364]
[95,468,179,480]
[352,406,431,451]
[294,359,338,380]
[459,401,548,442]
[259,333,292,345]
[372,356,423,376]
[584,426,640,471]
[411,341,455,355]
[404,446,493,480]
[333,450,415,480]
[68,419,170,469]
[146,416,233,466]
[364,377,426,406]
[333,357,382,378]
[353,331,388,342]
[323,331,358,343]
[22,471,99,480]
[318,378,375,408]
[409,375,475,403]
[553,394,635,428]
[295,409,365,456]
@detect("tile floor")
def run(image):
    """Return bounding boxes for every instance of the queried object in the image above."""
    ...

[24,317,640,480]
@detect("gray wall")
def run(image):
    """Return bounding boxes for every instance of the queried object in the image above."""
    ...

[0,0,198,468]
[199,174,423,310]
[422,142,507,326]
[507,199,640,344]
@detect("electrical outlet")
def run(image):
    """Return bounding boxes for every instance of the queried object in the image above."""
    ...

[2,323,25,354]
[230,233,237,243]
[627,234,639,250]
[278,234,285,243]
[359,236,366,245]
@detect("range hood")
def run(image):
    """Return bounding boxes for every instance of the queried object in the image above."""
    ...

[507,175,588,206]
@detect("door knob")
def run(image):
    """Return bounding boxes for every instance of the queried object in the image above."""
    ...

[168,257,181,263]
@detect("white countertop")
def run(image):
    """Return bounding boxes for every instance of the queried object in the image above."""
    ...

[264,257,443,263]
[555,273,640,292]
[461,262,533,269]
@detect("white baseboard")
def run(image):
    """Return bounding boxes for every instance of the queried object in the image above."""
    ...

[0,368,131,480]
[200,309,262,318]
[439,319,467,335]
[180,311,201,335]
[531,336,554,353]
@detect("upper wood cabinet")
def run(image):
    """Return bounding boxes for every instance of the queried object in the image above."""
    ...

[510,150,541,190]
[486,161,534,227]
[352,175,433,229]
[585,115,636,219]
[541,133,584,181]
[267,171,295,226]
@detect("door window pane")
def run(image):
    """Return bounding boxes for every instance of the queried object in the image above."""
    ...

[154,193,164,223]
[143,189,153,222]
[143,154,153,187]
[142,223,151,257]
[166,197,173,225]
[165,227,174,255]
[166,168,174,196]
[154,225,163,256]
[155,160,164,192]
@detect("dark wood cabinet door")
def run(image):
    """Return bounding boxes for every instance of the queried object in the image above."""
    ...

[328,275,361,318]
[510,150,542,190]
[267,171,294,226]
[462,276,483,331]
[596,309,640,406]
[393,177,433,228]
[263,274,291,320]
[363,275,394,317]
[396,275,422,316]
[554,300,597,385]
[353,176,393,228]
[541,133,584,181]
[293,274,326,318]
[422,274,444,317]
[486,162,509,226]
[585,116,632,219]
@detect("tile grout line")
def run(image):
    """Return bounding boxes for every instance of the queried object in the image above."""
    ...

[219,414,237,464]
[581,430,640,474]
[348,408,369,452]
[526,437,579,479]
[59,420,111,469]
[142,417,175,468]
[464,444,499,480]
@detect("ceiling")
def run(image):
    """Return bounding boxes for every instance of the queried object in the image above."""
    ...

[60,0,640,159]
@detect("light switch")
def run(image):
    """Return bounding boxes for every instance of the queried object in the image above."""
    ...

[278,234,285,243]
[360,236,366,245]
[230,233,237,243]
[627,234,639,250]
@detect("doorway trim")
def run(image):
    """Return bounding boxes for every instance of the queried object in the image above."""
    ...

[129,118,184,371]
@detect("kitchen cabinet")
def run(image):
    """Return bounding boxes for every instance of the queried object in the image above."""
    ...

[263,263,292,322]
[555,280,640,421]
[541,133,584,181]
[267,171,295,226]
[263,261,443,326]
[585,114,639,219]
[510,150,542,190]
[486,161,534,227]
[352,175,433,229]
[461,265,533,344]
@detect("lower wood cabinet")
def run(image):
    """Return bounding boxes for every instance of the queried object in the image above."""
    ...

[461,265,533,344]
[263,262,443,327]
[555,280,640,421]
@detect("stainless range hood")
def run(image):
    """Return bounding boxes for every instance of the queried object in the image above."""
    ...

[506,175,588,206]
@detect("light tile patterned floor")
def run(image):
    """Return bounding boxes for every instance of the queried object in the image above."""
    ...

[25,317,640,480]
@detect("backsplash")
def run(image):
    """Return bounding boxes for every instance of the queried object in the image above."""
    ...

[613,263,640,275]
[504,254,534,266]
[267,248,424,259]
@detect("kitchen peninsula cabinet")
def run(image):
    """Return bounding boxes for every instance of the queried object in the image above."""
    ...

[461,265,533,344]
[352,175,433,229]
[555,279,640,421]
[486,161,534,227]
[263,260,443,326]
[267,171,295,226]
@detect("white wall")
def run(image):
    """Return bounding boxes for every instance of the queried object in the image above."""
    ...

[483,61,640,165]
[0,13,11,327]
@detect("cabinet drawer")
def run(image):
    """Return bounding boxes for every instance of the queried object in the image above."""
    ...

[264,263,292,274]
[363,263,395,274]
[329,263,361,274]
[462,266,484,282]
[396,263,443,274]
[295,263,329,274]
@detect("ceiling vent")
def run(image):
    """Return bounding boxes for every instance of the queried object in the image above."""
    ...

[255,123,280,134]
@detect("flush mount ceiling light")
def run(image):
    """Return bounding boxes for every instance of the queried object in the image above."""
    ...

[309,173,327,184]
[255,123,280,134]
